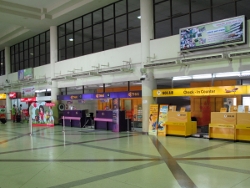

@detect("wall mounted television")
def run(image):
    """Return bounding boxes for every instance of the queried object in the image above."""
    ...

[180,15,245,52]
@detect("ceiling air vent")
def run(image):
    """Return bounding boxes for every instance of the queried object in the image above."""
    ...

[228,50,250,59]
[144,61,177,69]
[181,53,225,64]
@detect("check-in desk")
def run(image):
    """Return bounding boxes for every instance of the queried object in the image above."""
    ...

[94,110,113,130]
[62,110,86,127]
[235,113,250,141]
[209,112,236,140]
[165,112,197,137]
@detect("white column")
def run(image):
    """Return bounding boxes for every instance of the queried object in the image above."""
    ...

[5,47,11,120]
[50,26,60,124]
[140,0,156,133]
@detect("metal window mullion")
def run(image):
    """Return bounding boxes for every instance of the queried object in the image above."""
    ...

[235,0,237,16]
[114,4,117,48]
[91,13,94,53]
[170,0,173,35]
[189,0,192,25]
[73,20,75,58]
[82,16,84,56]
[126,0,129,45]
[211,0,213,21]
[102,8,104,51]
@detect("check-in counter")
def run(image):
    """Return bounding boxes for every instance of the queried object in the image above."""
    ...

[165,112,197,137]
[209,112,236,140]
[62,110,86,127]
[94,110,113,130]
[235,113,250,141]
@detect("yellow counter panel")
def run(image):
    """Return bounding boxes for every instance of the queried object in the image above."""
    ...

[209,123,235,140]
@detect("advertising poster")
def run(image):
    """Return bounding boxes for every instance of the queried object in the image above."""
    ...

[180,15,245,51]
[157,105,168,136]
[18,68,33,81]
[148,104,159,136]
[30,102,55,127]
[21,86,35,98]
[0,105,6,119]
[112,98,120,132]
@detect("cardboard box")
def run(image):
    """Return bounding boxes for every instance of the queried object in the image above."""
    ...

[169,106,176,112]
[211,112,236,124]
[230,106,237,112]
[180,107,186,112]
[244,106,249,112]
[167,112,190,123]
[237,113,250,125]
[220,108,227,112]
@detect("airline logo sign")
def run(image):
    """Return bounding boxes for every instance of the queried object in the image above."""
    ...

[153,86,249,97]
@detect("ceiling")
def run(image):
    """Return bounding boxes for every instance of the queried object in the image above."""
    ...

[0,0,118,50]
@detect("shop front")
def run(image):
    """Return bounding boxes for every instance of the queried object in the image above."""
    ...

[153,84,250,141]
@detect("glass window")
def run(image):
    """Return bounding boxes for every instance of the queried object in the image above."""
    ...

[93,23,102,39]
[34,35,39,46]
[172,15,190,35]
[104,19,114,36]
[104,5,114,20]
[93,9,102,24]
[24,60,29,69]
[24,50,29,60]
[46,31,50,42]
[59,37,66,49]
[29,48,34,59]
[84,41,92,55]
[212,0,232,6]
[128,10,140,28]
[66,21,73,34]
[84,27,92,42]
[15,44,19,53]
[74,17,82,31]
[40,44,45,55]
[66,47,74,59]
[46,53,50,64]
[20,53,23,61]
[34,46,39,57]
[24,40,28,50]
[213,4,236,21]
[191,0,211,12]
[19,43,23,52]
[154,0,165,3]
[29,38,33,48]
[154,1,170,22]
[34,57,40,67]
[46,42,50,54]
[75,44,83,57]
[40,55,46,65]
[29,58,34,67]
[83,14,92,28]
[128,28,140,44]
[58,24,65,37]
[104,35,114,50]
[66,34,74,47]
[116,15,127,32]
[172,0,190,16]
[192,10,211,26]
[40,33,45,44]
[128,0,140,12]
[20,61,24,70]
[155,19,171,38]
[237,0,250,19]
[93,38,103,53]
[75,30,83,44]
[115,0,126,16]
[116,31,127,47]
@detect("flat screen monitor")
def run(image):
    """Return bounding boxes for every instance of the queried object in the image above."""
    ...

[180,15,245,52]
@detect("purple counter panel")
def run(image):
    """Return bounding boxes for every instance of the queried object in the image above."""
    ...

[63,110,72,127]
[63,110,86,127]
[95,110,113,130]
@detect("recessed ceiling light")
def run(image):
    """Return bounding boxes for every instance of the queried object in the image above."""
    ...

[69,38,74,41]
[137,16,141,19]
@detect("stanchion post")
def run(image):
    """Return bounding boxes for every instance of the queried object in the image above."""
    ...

[30,116,33,136]
[127,119,130,133]
[62,116,65,132]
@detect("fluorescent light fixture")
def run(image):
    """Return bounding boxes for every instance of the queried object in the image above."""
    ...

[215,72,240,78]
[98,68,133,75]
[46,88,51,91]
[99,84,110,87]
[71,71,100,78]
[137,16,141,19]
[69,38,74,41]
[52,76,76,81]
[193,74,212,79]
[173,76,192,81]
[241,70,250,76]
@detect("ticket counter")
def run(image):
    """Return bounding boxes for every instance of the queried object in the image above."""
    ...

[235,113,250,141]
[209,112,236,140]
[165,111,197,137]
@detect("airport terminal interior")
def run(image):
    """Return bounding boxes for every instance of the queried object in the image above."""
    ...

[1,0,250,187]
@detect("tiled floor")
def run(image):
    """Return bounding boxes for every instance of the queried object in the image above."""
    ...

[1,122,250,188]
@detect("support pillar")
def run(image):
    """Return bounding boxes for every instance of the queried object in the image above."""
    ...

[140,0,156,133]
[5,47,11,120]
[50,26,60,124]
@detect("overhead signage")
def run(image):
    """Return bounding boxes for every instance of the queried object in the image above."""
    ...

[180,15,245,51]
[57,91,141,101]
[21,97,36,102]
[21,86,35,98]
[18,68,33,81]
[153,86,250,97]
[9,92,17,99]
[0,94,6,99]
[57,94,82,100]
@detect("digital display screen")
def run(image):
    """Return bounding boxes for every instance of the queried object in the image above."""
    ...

[180,16,245,51]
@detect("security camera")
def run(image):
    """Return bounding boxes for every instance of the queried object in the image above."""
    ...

[140,74,147,81]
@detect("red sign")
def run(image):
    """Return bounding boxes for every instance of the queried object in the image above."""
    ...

[21,97,36,102]
[45,103,55,107]
[9,92,17,99]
